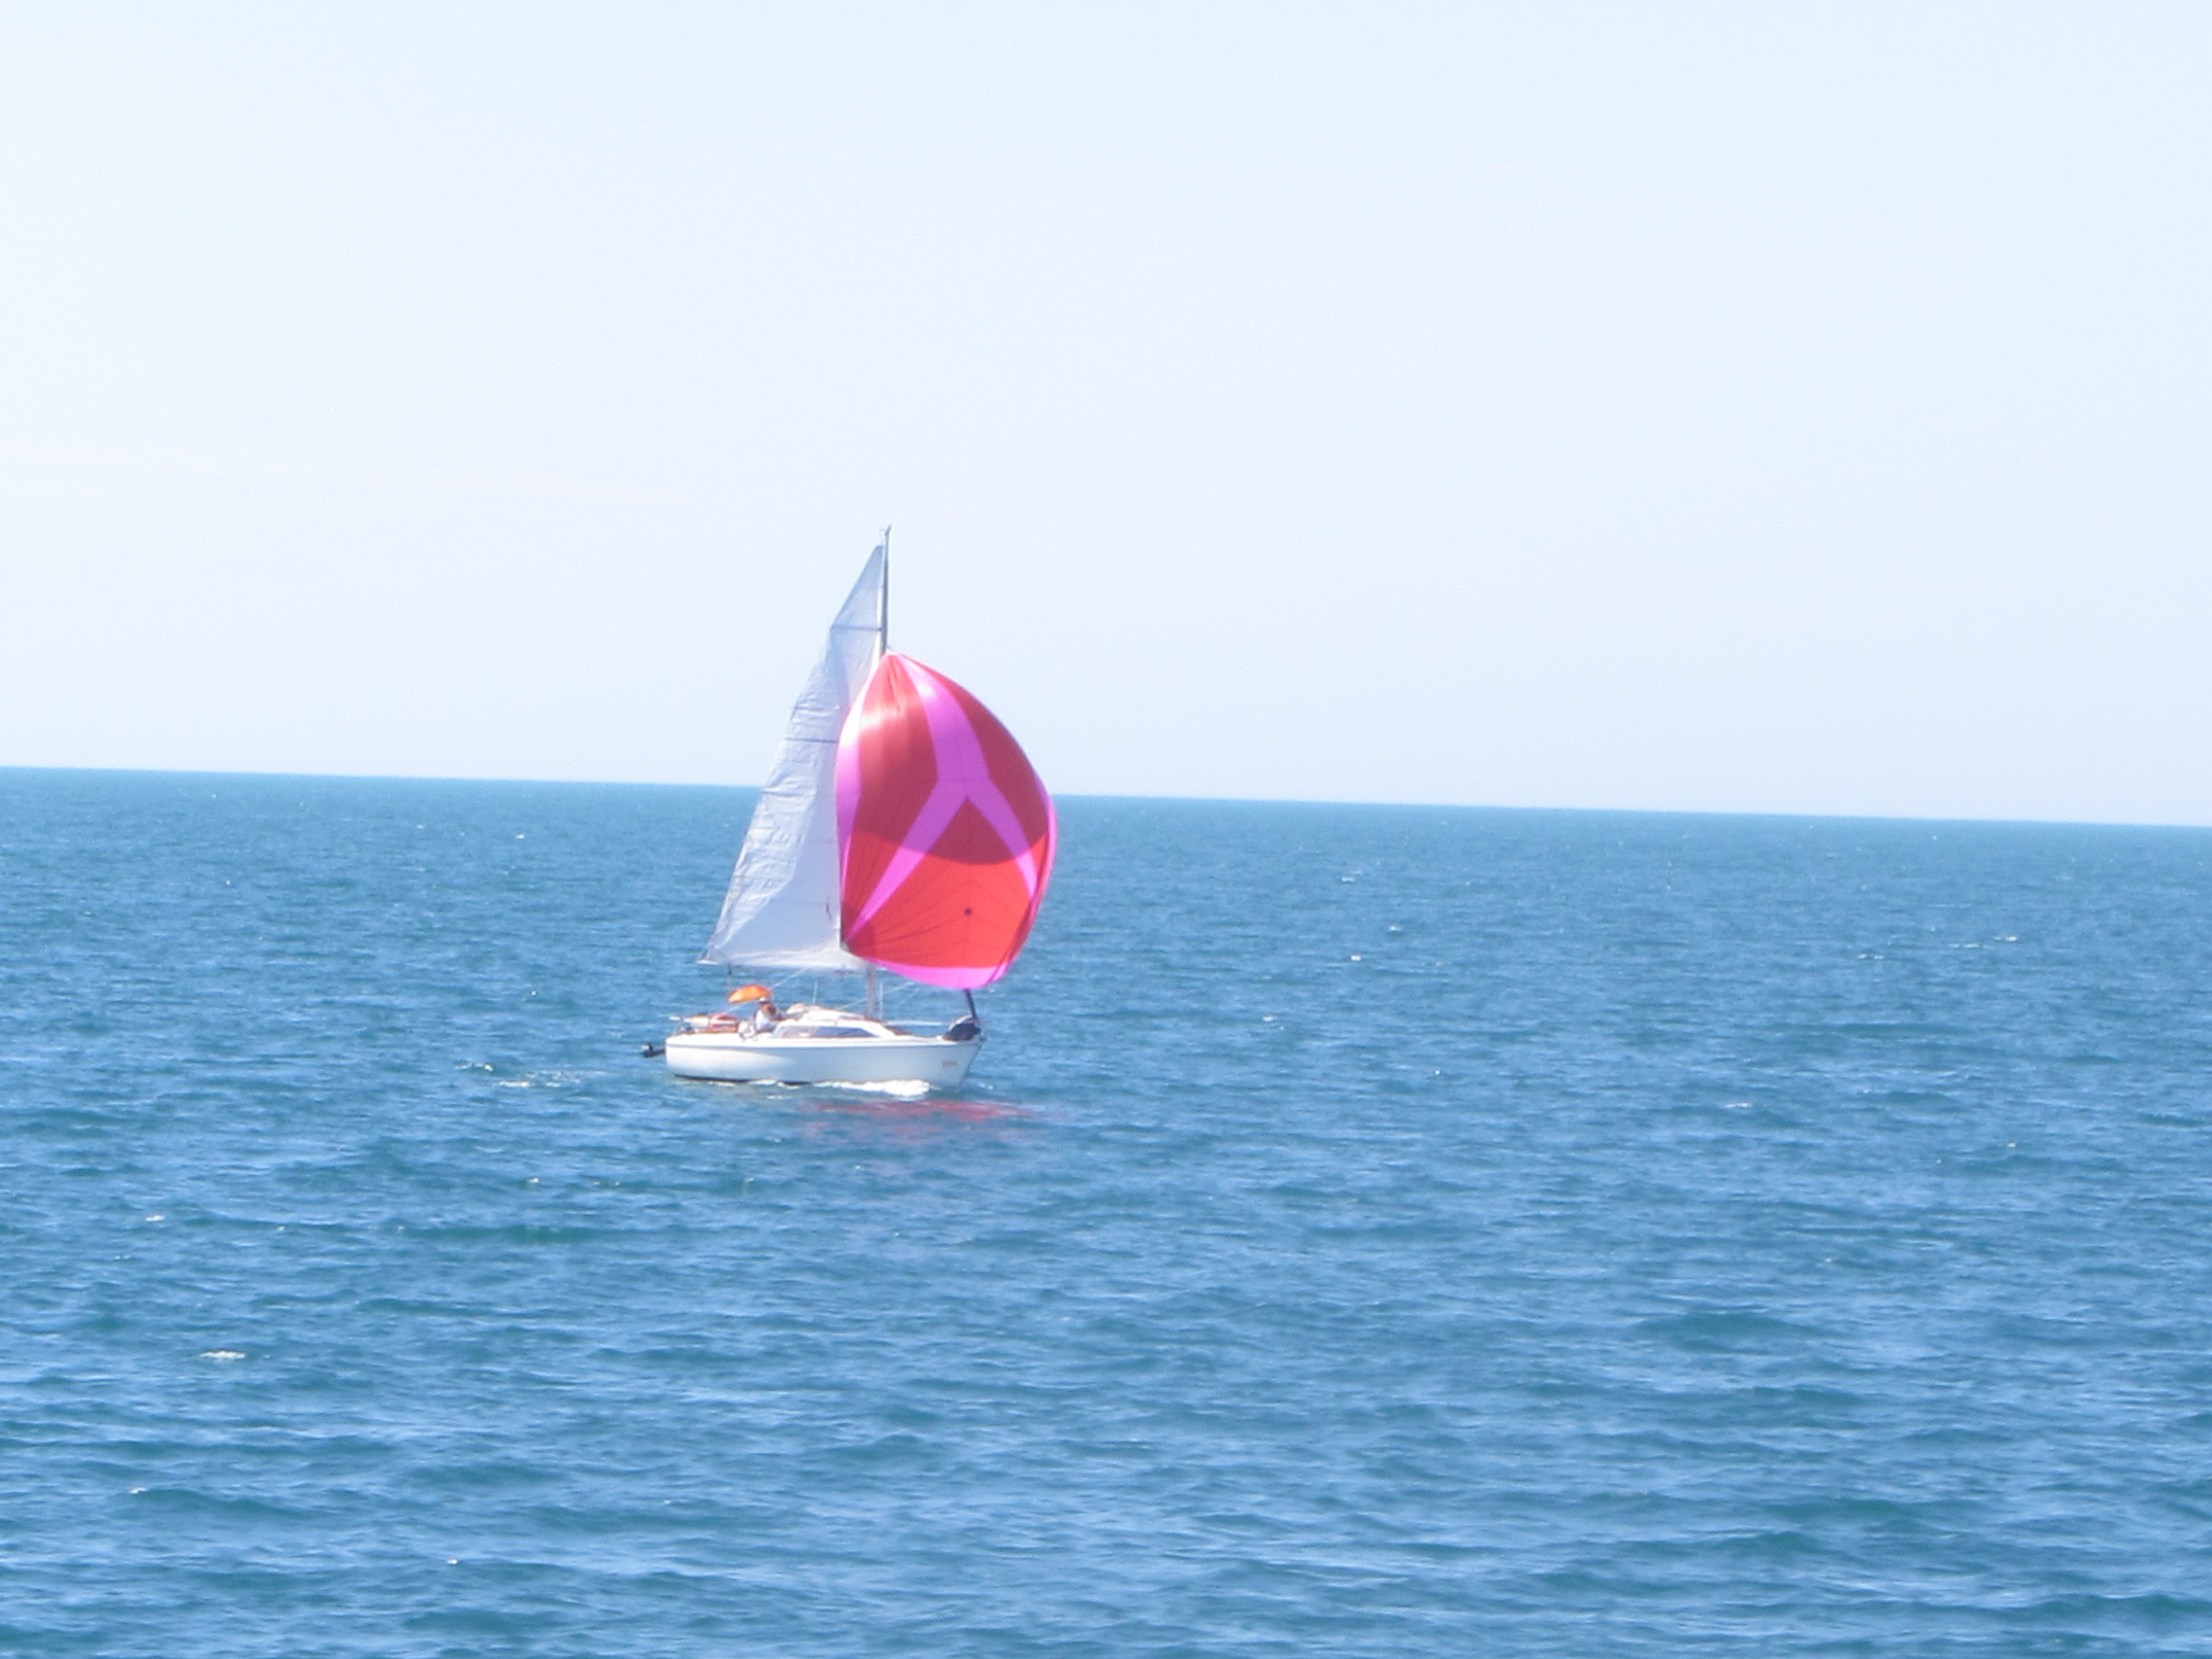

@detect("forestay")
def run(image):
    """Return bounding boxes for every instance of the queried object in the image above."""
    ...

[701,546,886,972]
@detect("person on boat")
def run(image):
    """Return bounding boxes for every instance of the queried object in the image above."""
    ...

[726,983,780,1033]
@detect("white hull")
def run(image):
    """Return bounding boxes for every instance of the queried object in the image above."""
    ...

[666,1031,982,1085]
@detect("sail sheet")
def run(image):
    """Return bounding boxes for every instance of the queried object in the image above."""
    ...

[701,546,885,972]
[835,653,1055,990]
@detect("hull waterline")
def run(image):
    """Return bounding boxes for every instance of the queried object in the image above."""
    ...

[665,1031,981,1085]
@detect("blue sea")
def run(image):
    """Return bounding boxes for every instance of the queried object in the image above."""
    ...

[5,768,2212,1657]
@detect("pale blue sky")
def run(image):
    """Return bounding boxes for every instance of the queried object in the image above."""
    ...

[3,3,2207,822]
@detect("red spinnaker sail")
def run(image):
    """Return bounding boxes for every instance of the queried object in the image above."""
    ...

[834,654,1055,990]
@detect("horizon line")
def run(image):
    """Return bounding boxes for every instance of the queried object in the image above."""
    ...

[4,760,2208,836]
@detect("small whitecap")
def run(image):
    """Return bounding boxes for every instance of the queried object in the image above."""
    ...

[200,1350,246,1362]
[144,1214,164,1222]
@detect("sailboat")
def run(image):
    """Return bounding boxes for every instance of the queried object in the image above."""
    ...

[664,535,1056,1086]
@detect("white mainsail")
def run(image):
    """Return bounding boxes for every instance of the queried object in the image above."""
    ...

[701,544,886,972]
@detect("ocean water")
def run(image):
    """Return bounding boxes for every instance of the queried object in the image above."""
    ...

[4,768,2212,1657]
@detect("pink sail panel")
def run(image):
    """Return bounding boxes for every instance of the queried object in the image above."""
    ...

[834,653,1055,989]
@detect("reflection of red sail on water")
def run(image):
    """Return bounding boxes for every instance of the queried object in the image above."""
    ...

[804,1095,1040,1130]
[836,654,1056,991]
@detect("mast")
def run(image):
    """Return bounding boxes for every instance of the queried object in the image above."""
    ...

[877,524,892,661]
[869,527,888,1024]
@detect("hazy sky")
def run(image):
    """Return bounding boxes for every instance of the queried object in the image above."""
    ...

[3,4,2207,822]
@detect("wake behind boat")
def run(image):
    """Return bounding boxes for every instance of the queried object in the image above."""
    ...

[663,535,1054,1086]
